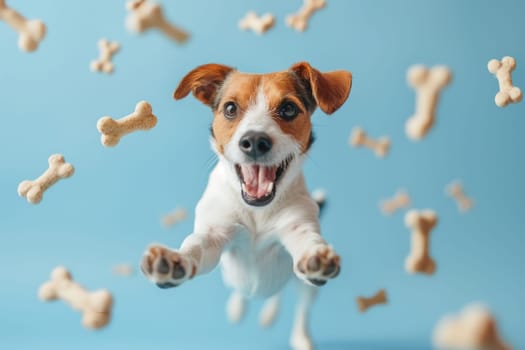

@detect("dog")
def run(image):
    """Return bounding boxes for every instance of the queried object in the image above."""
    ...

[140,62,352,350]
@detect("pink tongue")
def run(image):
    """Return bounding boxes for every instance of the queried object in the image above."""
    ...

[241,164,276,199]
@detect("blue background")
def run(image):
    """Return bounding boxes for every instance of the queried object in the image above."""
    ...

[1,0,523,349]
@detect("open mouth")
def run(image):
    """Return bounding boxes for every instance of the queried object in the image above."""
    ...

[235,155,294,206]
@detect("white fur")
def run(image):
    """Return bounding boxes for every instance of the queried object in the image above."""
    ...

[224,88,301,166]
[142,82,339,350]
[259,293,280,327]
[226,291,246,323]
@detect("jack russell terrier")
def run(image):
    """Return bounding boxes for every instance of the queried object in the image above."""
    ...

[140,62,352,350]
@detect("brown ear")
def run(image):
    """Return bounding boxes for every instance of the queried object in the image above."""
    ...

[289,62,352,115]
[173,63,235,106]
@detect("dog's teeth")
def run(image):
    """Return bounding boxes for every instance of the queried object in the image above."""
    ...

[241,183,247,192]
[267,182,274,194]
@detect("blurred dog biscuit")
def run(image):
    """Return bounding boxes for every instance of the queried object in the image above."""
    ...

[286,0,326,32]
[39,266,113,329]
[0,0,46,52]
[239,11,275,35]
[488,56,522,107]
[406,65,451,140]
[350,126,390,158]
[126,0,189,43]
[405,209,437,275]
[90,39,120,74]
[433,304,512,350]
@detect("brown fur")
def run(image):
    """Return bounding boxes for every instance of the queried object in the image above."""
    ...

[261,74,313,152]
[212,73,260,154]
[173,63,235,106]
[173,62,352,154]
[289,62,352,115]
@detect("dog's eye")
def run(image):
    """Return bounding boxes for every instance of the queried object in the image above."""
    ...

[223,102,238,119]
[278,102,299,121]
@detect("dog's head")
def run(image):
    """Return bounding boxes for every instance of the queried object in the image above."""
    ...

[174,62,352,207]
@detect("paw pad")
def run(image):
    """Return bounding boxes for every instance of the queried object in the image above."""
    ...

[297,246,341,287]
[141,245,192,289]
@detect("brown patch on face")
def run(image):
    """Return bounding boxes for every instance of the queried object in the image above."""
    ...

[212,73,261,154]
[261,73,313,153]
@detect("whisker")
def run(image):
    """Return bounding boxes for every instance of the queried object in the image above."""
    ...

[304,152,322,170]
[203,153,218,172]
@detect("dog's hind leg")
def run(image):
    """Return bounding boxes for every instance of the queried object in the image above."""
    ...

[259,293,280,328]
[290,282,318,350]
[226,291,247,323]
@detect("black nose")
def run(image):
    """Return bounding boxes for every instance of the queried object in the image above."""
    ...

[239,131,273,158]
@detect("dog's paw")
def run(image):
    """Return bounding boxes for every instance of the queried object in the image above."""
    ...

[296,246,340,286]
[140,244,194,289]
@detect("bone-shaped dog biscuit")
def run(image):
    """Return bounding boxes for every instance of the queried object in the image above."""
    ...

[406,65,451,140]
[238,11,275,35]
[126,0,189,43]
[162,207,187,227]
[286,0,326,32]
[350,127,390,158]
[356,289,388,313]
[433,304,512,350]
[97,101,157,147]
[405,209,437,275]
[112,263,135,277]
[488,56,522,107]
[39,266,113,329]
[18,154,74,204]
[446,181,474,213]
[380,190,410,215]
[0,0,46,52]
[90,39,120,74]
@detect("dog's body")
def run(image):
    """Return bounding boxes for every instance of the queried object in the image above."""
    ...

[141,62,352,350]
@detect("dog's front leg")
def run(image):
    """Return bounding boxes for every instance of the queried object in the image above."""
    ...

[141,227,235,289]
[279,222,341,287]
